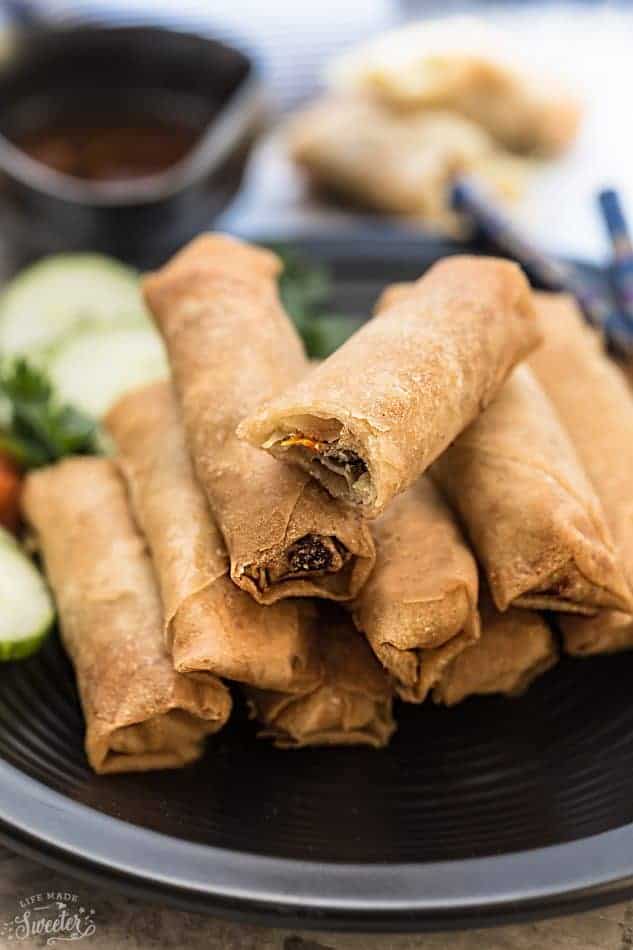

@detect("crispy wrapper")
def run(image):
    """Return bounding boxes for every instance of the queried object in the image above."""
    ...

[432,363,632,615]
[239,255,540,518]
[143,234,375,605]
[433,591,558,705]
[288,97,528,229]
[352,478,480,702]
[106,382,322,693]
[22,458,231,774]
[328,19,581,156]
[529,293,633,654]
[244,608,395,749]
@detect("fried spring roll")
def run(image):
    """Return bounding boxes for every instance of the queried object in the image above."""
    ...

[432,364,632,615]
[106,382,321,693]
[289,97,528,227]
[22,458,231,774]
[352,479,480,702]
[239,256,540,518]
[143,235,375,605]
[529,293,633,654]
[328,19,581,156]
[433,591,558,705]
[245,609,395,749]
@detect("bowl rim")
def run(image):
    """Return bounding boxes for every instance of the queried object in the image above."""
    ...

[0,23,265,207]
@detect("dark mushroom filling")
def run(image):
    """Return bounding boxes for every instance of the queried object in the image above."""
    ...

[287,535,334,573]
[278,434,368,492]
[320,447,367,483]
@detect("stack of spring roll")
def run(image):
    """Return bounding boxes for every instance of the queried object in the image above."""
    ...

[23,234,633,775]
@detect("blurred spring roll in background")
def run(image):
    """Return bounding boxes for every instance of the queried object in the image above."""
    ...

[352,478,480,702]
[289,97,527,228]
[328,18,581,156]
[433,590,558,705]
[245,607,395,749]
[22,458,231,774]
[530,293,633,654]
[432,364,632,615]
[143,234,375,605]
[106,382,321,693]
[239,256,539,518]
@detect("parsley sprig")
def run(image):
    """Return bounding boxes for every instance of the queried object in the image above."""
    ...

[0,359,99,468]
[273,246,362,359]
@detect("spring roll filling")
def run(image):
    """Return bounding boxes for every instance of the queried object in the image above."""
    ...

[273,432,371,505]
[242,534,353,593]
[287,534,339,573]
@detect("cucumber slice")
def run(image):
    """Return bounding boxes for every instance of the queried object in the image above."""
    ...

[48,324,169,419]
[0,254,149,358]
[0,527,54,661]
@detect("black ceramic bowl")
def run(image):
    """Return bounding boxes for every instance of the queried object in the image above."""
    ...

[0,24,264,268]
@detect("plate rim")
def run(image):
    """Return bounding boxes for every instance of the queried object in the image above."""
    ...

[2,756,633,930]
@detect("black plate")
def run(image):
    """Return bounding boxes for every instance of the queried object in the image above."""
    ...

[2,233,633,932]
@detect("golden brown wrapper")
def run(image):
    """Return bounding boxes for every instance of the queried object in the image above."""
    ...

[352,478,480,702]
[245,608,395,749]
[288,97,528,229]
[432,364,632,615]
[22,458,231,774]
[433,591,558,705]
[529,293,633,654]
[239,255,540,519]
[105,381,322,693]
[143,234,375,605]
[329,21,581,156]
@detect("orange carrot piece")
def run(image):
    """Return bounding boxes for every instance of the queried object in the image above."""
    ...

[0,455,22,534]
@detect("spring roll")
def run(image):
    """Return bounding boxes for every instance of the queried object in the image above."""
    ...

[289,97,528,228]
[352,478,480,702]
[432,364,632,615]
[433,591,558,705]
[529,293,633,654]
[22,458,231,774]
[106,382,321,693]
[245,608,395,749]
[328,18,581,156]
[143,234,375,605]
[239,255,540,518]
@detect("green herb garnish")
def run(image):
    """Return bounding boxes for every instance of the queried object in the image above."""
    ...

[0,359,100,468]
[271,245,362,359]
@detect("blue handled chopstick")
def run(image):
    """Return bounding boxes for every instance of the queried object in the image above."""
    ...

[451,175,633,355]
[598,189,633,330]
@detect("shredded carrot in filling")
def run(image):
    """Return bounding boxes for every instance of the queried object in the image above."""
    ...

[279,434,327,453]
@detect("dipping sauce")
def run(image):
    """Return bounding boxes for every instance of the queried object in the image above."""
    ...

[14,117,200,182]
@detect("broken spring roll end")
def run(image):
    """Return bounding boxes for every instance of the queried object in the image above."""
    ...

[143,233,375,603]
[259,424,373,511]
[238,255,540,518]
[106,382,323,694]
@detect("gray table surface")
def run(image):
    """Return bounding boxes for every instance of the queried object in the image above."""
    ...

[0,844,631,949]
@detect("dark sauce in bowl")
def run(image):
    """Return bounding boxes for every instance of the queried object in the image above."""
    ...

[14,115,201,182]
[0,25,261,265]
